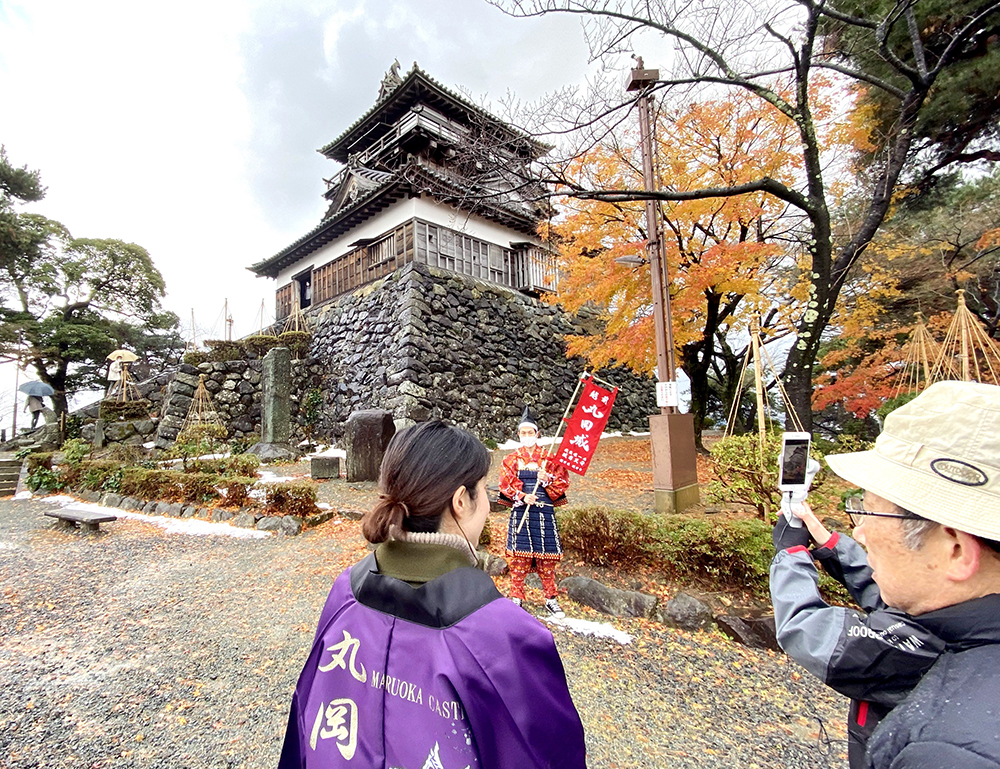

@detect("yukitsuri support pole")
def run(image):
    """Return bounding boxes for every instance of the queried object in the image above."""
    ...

[516,371,590,534]
[750,318,768,457]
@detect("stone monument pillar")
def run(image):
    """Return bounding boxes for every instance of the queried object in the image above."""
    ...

[249,346,297,463]
[344,409,395,482]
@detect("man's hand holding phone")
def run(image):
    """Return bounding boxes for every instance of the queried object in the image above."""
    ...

[778,432,820,529]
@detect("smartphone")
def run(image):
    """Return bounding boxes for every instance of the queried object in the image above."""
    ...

[778,432,811,491]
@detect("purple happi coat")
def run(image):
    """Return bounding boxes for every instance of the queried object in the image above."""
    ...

[279,553,586,768]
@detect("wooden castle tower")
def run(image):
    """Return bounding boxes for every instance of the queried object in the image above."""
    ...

[250,62,559,316]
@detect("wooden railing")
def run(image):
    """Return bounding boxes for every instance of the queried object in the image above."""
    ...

[311,224,413,305]
[513,246,559,294]
[277,219,558,314]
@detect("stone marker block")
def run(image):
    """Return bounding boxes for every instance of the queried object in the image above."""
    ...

[344,410,395,482]
[311,456,341,480]
[261,346,291,444]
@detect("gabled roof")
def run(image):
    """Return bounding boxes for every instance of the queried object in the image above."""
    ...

[323,165,396,220]
[248,159,544,280]
[318,64,546,163]
[249,172,405,279]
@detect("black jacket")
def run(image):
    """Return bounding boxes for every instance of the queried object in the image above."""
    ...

[864,593,1000,769]
[770,533,946,768]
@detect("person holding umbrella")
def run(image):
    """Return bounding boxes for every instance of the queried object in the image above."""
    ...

[106,349,138,399]
[18,381,54,429]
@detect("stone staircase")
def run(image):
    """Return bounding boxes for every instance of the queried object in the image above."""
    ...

[0,455,24,496]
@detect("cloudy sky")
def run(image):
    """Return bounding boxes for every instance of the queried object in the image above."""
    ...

[0,0,601,341]
[0,0,627,420]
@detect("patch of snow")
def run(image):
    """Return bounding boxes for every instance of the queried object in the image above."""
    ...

[544,616,633,645]
[257,471,297,483]
[159,452,229,466]
[142,441,156,449]
[317,502,332,510]
[13,491,32,500]
[304,445,346,459]
[38,496,270,539]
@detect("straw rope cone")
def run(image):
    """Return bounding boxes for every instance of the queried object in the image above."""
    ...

[826,380,1000,541]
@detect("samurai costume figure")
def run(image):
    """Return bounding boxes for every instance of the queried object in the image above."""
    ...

[498,407,570,616]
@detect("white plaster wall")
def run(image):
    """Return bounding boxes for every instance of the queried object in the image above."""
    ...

[410,197,541,249]
[275,198,418,285]
[274,196,540,286]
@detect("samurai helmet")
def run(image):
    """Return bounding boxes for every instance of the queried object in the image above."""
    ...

[518,405,539,433]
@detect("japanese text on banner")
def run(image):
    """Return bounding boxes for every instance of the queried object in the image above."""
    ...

[554,380,617,475]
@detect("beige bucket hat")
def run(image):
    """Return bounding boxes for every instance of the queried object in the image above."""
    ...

[826,380,1000,541]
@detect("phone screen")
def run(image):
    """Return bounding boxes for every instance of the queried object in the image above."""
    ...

[781,439,810,486]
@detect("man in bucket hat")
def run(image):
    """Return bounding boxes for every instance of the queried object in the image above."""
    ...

[770,380,1000,769]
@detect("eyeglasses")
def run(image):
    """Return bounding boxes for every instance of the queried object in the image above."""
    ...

[844,496,923,527]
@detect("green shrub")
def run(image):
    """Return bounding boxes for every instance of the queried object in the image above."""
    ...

[27,467,64,493]
[26,452,54,472]
[171,424,227,470]
[119,468,185,501]
[102,466,125,494]
[301,389,323,443]
[262,479,319,517]
[63,413,83,440]
[706,432,826,520]
[204,339,246,362]
[706,432,782,519]
[558,506,660,569]
[105,443,145,466]
[72,460,122,491]
[179,472,221,504]
[61,438,91,467]
[278,331,311,359]
[100,399,151,421]
[244,335,278,357]
[225,453,260,476]
[183,352,210,366]
[558,506,775,596]
[221,476,258,508]
[877,391,919,422]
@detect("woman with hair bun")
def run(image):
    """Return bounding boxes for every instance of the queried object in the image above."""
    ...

[279,420,585,769]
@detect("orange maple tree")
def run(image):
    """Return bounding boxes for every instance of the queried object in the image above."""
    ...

[814,170,1000,421]
[548,89,814,438]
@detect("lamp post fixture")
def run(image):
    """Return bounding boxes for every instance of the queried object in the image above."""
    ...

[625,61,700,513]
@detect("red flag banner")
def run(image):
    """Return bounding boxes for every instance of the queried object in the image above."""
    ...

[554,378,618,475]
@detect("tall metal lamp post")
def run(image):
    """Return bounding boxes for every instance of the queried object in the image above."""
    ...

[621,61,700,513]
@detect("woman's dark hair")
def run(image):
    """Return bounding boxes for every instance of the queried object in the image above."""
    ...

[362,420,491,544]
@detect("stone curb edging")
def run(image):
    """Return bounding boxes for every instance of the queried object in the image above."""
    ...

[555,573,779,650]
[56,490,362,537]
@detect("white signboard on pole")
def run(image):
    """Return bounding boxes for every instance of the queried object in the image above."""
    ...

[656,381,678,408]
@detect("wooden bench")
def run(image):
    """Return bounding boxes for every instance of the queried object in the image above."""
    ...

[44,509,117,533]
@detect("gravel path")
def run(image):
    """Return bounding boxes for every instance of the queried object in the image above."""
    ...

[0,497,848,768]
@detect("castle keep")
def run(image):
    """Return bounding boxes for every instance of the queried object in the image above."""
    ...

[244,63,655,442]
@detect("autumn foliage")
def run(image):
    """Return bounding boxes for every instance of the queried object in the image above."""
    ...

[548,90,799,375]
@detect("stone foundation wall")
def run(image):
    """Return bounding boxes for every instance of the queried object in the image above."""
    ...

[63,262,656,450]
[152,360,324,449]
[308,262,656,443]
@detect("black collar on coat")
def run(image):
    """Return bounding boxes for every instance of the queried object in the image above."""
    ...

[350,553,502,629]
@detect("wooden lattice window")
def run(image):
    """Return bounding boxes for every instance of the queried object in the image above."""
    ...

[276,283,294,321]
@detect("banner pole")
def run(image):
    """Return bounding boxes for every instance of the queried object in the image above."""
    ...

[516,370,590,534]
